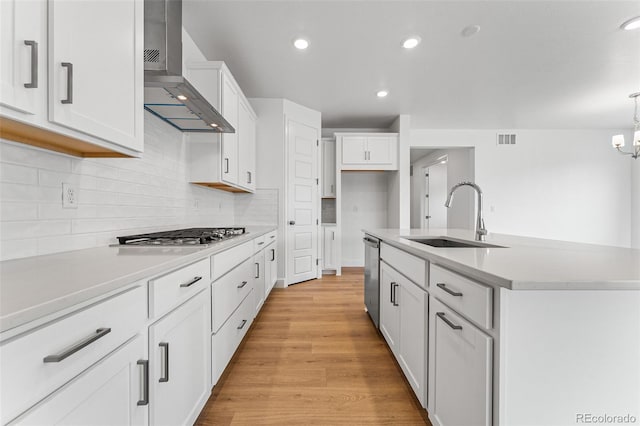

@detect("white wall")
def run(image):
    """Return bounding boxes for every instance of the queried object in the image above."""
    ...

[341,172,388,266]
[409,129,633,247]
[0,113,236,261]
[632,163,640,249]
[388,115,411,229]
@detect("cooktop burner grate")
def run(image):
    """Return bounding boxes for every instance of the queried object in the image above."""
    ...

[117,227,246,246]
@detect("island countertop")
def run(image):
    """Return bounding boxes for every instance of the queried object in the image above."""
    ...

[0,226,276,335]
[363,228,640,290]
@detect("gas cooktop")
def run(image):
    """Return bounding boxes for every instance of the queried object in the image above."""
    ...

[116,227,246,246]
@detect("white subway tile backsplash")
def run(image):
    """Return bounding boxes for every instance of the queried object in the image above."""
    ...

[0,114,235,261]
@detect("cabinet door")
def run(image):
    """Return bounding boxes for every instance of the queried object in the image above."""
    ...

[238,99,256,191]
[430,298,492,426]
[323,226,337,269]
[15,336,147,426]
[254,250,266,314]
[149,290,211,426]
[0,0,46,115]
[341,136,367,164]
[48,0,143,152]
[268,244,278,291]
[322,140,336,197]
[379,262,400,355]
[366,136,394,165]
[398,278,427,405]
[221,73,238,185]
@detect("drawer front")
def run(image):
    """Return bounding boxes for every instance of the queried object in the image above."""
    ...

[211,290,254,386]
[264,230,277,246]
[149,258,209,318]
[212,240,253,281]
[381,243,427,289]
[212,257,255,333]
[0,286,146,424]
[430,265,493,329]
[253,235,266,253]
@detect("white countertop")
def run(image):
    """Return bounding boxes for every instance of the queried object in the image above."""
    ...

[364,228,640,290]
[0,226,276,334]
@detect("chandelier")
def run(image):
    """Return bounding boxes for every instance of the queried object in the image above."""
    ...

[611,92,640,159]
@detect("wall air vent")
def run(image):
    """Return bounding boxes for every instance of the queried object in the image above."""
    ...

[497,133,517,145]
[144,49,160,63]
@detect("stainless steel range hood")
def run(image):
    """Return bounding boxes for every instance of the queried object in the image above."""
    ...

[143,0,234,133]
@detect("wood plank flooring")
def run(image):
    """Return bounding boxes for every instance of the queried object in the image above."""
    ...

[196,267,430,425]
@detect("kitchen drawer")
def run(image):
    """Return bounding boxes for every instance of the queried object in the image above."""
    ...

[381,243,427,289]
[149,258,209,318]
[253,235,266,253]
[0,285,145,424]
[430,265,493,329]
[264,230,277,246]
[211,257,255,333]
[211,290,254,386]
[212,240,253,281]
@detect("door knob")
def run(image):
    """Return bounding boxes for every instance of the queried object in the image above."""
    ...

[289,220,296,225]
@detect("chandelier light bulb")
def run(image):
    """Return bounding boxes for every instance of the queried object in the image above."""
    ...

[612,134,625,148]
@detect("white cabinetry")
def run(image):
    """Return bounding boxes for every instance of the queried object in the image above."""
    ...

[429,297,492,426]
[186,61,257,193]
[339,134,398,170]
[0,0,46,115]
[322,225,338,270]
[379,260,427,406]
[149,289,211,426]
[253,249,266,314]
[322,138,336,198]
[13,336,147,426]
[0,0,144,157]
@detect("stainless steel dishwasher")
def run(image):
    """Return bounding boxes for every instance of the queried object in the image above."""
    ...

[363,234,380,328]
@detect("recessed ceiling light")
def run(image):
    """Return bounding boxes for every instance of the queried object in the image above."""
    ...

[376,90,388,98]
[176,95,187,101]
[293,38,309,50]
[210,123,218,128]
[402,37,421,49]
[461,25,481,38]
[621,16,640,31]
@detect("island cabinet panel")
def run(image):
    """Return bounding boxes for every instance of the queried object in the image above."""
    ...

[429,297,492,426]
[379,261,401,355]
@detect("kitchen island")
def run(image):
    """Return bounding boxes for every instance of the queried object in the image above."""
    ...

[364,228,640,426]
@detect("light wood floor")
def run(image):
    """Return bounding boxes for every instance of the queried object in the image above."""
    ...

[196,267,430,425]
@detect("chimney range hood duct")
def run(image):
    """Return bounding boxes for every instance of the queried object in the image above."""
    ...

[143,0,234,133]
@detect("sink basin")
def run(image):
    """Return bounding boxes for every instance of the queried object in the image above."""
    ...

[403,237,506,249]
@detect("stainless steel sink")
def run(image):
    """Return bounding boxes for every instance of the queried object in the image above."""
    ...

[403,237,506,248]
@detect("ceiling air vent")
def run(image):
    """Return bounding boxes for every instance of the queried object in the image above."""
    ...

[144,49,160,63]
[497,133,517,145]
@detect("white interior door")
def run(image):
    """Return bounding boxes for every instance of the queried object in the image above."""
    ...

[286,119,319,285]
[424,162,448,229]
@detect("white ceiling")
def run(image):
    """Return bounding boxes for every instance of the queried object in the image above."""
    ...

[183,1,640,129]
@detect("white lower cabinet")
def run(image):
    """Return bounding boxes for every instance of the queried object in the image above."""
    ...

[379,261,427,406]
[265,243,277,296]
[12,335,147,426]
[253,249,266,314]
[149,290,211,426]
[322,225,338,270]
[428,297,492,426]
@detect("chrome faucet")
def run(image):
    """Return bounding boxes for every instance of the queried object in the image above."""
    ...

[445,181,487,241]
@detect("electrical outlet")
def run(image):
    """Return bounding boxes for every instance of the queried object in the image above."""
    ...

[194,199,200,209]
[62,183,78,209]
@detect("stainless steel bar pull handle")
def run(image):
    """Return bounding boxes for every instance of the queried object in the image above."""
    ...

[255,262,260,278]
[180,276,202,288]
[224,158,229,173]
[159,342,169,382]
[390,281,396,304]
[437,283,463,297]
[237,319,247,330]
[137,360,149,406]
[43,328,111,363]
[271,248,275,261]
[392,283,399,306]
[61,62,73,104]
[436,312,463,330]
[24,40,38,88]
[237,280,248,289]
[247,171,252,184]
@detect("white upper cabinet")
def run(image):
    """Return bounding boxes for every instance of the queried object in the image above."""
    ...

[186,61,257,193]
[48,0,143,152]
[0,0,46,116]
[0,0,144,157]
[321,138,336,198]
[338,133,398,170]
